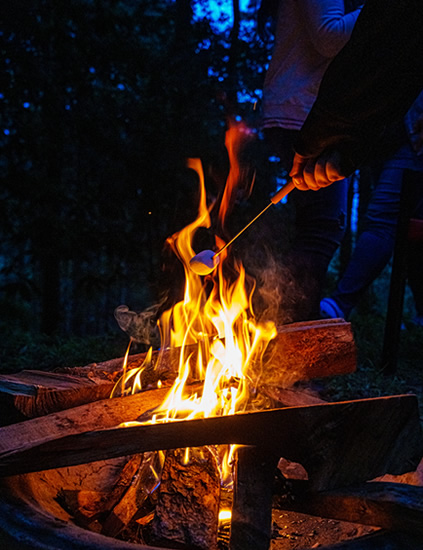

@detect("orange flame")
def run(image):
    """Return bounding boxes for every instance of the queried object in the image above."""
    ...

[114,120,276,485]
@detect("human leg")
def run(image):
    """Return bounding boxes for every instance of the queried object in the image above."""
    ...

[289,178,349,319]
[322,145,421,320]
[406,187,423,323]
[263,127,349,320]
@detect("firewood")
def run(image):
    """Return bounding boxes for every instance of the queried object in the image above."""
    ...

[101,451,163,538]
[0,348,175,422]
[230,446,279,550]
[100,471,143,537]
[0,395,421,493]
[0,385,171,457]
[21,454,144,532]
[151,447,220,550]
[260,384,326,407]
[260,318,356,388]
[281,481,423,537]
[0,387,172,533]
[0,319,355,423]
[0,370,117,424]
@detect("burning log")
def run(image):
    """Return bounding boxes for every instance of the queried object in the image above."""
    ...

[261,318,356,387]
[0,349,177,423]
[0,318,355,423]
[101,451,163,538]
[0,369,116,424]
[55,454,143,532]
[0,395,421,492]
[0,386,173,534]
[0,385,171,453]
[151,447,220,550]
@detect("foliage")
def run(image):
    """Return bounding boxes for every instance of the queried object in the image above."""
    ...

[1,0,273,336]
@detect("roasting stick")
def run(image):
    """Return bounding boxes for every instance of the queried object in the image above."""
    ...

[189,180,295,275]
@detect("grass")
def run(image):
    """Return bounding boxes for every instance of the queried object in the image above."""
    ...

[0,327,130,373]
[318,263,423,425]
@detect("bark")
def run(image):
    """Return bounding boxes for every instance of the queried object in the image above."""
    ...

[151,447,220,550]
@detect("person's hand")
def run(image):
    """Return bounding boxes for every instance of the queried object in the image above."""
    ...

[289,150,345,190]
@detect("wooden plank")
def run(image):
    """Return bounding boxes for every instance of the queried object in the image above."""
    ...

[0,395,421,491]
[0,385,171,458]
[281,481,423,537]
[230,446,279,550]
[0,319,355,422]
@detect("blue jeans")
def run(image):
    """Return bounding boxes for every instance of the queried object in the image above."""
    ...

[264,128,349,320]
[332,144,423,317]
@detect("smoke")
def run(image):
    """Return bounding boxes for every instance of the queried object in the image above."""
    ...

[240,238,309,326]
[254,253,322,324]
[114,304,161,347]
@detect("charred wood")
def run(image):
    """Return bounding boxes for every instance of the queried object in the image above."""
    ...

[0,395,421,493]
[230,446,279,550]
[151,447,220,550]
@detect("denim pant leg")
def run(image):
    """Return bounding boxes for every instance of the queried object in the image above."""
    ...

[406,175,423,316]
[332,154,408,317]
[284,179,349,319]
[291,180,349,280]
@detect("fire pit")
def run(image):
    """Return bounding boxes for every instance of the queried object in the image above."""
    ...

[1,123,422,550]
[0,349,422,550]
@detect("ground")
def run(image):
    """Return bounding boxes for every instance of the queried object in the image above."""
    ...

[270,509,376,549]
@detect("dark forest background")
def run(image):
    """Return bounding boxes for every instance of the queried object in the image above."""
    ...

[1,0,421,376]
[1,0,271,340]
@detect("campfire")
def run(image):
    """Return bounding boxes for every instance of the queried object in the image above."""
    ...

[0,122,422,550]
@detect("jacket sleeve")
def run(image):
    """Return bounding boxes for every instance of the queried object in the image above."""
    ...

[295,0,423,175]
[302,0,361,58]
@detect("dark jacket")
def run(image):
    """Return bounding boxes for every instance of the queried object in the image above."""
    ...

[295,0,423,175]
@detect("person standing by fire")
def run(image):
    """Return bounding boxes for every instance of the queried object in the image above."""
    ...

[319,90,423,327]
[258,0,363,322]
[289,0,423,189]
